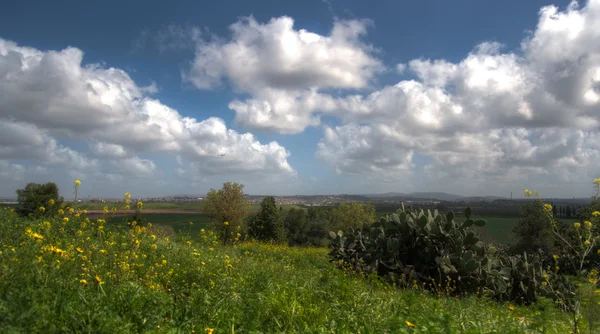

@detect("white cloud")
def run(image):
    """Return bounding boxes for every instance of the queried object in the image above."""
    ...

[185,15,384,133]
[314,0,600,194]
[0,37,295,196]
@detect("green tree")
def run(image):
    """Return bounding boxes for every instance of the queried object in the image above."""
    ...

[16,182,64,218]
[202,182,248,245]
[248,196,286,243]
[284,207,308,245]
[329,202,376,232]
[512,200,557,257]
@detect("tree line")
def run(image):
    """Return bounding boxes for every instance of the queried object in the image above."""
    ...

[202,182,376,246]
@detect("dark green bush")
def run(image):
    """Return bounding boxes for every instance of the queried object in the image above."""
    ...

[328,204,576,307]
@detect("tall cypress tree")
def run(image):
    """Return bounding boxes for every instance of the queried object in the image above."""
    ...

[249,196,286,243]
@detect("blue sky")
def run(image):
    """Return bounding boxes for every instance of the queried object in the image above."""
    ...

[1,0,599,199]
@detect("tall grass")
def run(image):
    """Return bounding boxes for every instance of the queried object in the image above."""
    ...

[0,207,581,333]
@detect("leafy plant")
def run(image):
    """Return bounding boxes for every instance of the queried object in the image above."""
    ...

[328,204,575,306]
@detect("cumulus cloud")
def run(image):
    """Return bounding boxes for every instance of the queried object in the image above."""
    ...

[0,37,295,194]
[185,15,384,133]
[311,0,600,193]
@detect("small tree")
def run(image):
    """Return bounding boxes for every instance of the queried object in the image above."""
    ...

[328,202,376,232]
[512,199,557,257]
[284,207,308,245]
[16,182,64,218]
[248,196,286,243]
[202,182,248,245]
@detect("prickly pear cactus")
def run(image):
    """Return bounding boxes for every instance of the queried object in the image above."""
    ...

[328,204,574,305]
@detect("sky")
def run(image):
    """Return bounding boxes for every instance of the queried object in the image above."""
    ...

[1,0,599,199]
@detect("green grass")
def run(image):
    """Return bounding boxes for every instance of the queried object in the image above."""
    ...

[108,213,212,239]
[73,201,202,211]
[0,208,589,333]
[472,215,580,245]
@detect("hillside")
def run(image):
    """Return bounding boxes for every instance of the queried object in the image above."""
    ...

[0,208,578,333]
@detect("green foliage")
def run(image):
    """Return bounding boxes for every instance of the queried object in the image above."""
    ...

[15,182,64,218]
[247,196,286,243]
[283,208,330,246]
[328,202,376,231]
[512,199,557,257]
[328,204,576,306]
[0,208,582,333]
[201,182,248,245]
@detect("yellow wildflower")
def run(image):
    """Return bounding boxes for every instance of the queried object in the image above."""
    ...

[125,205,130,210]
[68,208,74,214]
[594,178,600,185]
[224,221,229,226]
[205,328,214,334]
[553,254,559,260]
[137,201,143,209]
[201,261,206,266]
[151,244,157,249]
[124,191,131,199]
[592,211,600,217]
[524,189,532,197]
[574,222,581,229]
[58,209,64,215]
[63,217,69,223]
[201,229,205,233]
[405,320,415,327]
[76,247,84,254]
[39,206,45,213]
[543,204,552,212]
[74,179,81,186]
[584,221,592,229]
[509,305,515,311]
[585,240,591,246]
[80,279,88,287]
[103,206,109,214]
[48,199,55,206]
[95,275,104,285]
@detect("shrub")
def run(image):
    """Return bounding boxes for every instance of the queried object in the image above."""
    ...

[512,199,557,257]
[15,182,64,218]
[328,204,576,306]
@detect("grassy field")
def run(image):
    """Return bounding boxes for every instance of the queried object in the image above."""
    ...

[108,213,212,239]
[472,215,580,245]
[0,207,584,333]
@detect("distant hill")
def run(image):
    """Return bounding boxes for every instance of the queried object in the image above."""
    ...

[362,192,464,201]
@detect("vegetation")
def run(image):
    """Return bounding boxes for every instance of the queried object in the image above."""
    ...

[15,182,64,218]
[0,205,581,333]
[247,196,286,243]
[3,179,600,332]
[202,182,248,245]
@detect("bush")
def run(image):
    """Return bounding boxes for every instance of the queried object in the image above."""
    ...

[15,182,64,218]
[328,204,576,306]
[512,199,557,257]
